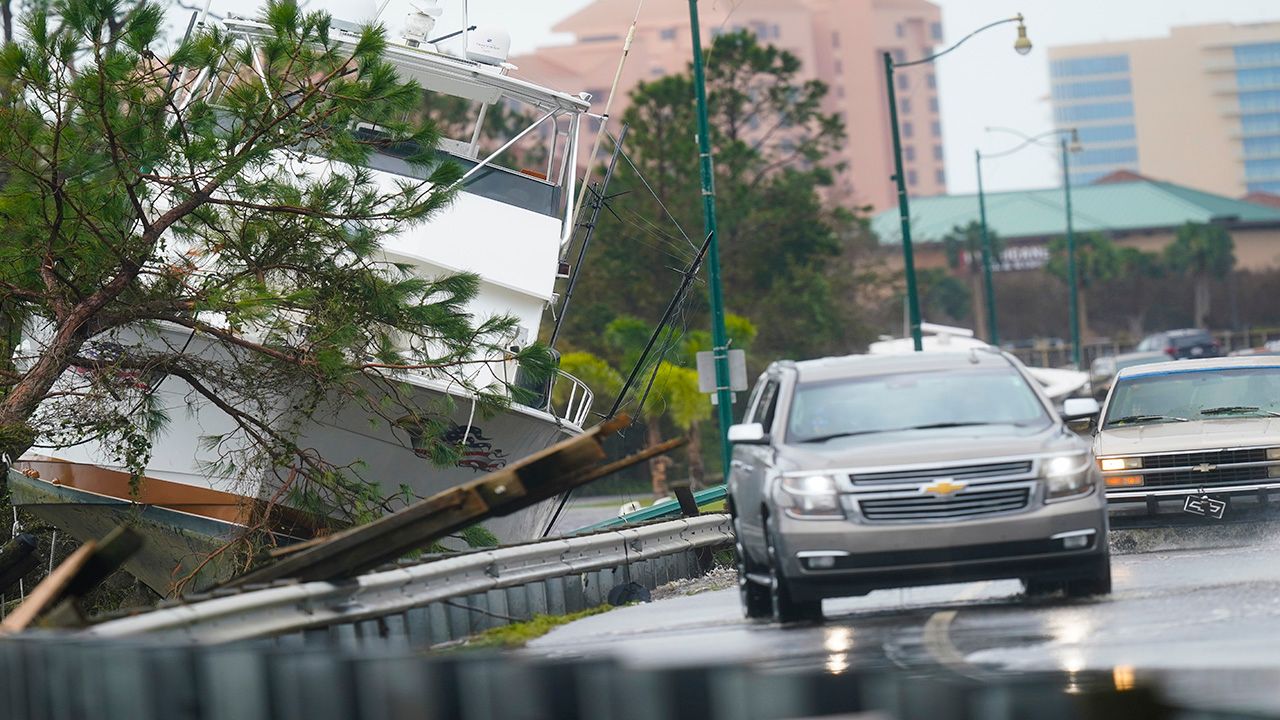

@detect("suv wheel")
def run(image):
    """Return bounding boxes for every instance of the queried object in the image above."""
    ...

[733,513,771,620]
[1065,554,1112,598]
[765,526,822,623]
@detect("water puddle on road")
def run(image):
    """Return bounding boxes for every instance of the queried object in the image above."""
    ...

[1110,518,1280,555]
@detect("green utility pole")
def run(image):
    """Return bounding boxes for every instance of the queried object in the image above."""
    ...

[884,53,924,351]
[1061,136,1080,369]
[975,150,999,346]
[687,1,734,477]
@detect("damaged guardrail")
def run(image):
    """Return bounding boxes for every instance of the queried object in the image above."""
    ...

[87,514,733,644]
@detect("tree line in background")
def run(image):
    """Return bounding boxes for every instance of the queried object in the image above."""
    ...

[917,221,1241,345]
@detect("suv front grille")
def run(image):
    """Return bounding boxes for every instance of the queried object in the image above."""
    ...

[858,486,1031,521]
[1139,448,1268,470]
[851,460,1033,485]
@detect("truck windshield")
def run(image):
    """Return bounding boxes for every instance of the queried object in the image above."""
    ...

[1103,366,1280,428]
[787,367,1051,443]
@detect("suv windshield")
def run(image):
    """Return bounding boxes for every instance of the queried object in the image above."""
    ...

[787,366,1052,443]
[1103,366,1280,428]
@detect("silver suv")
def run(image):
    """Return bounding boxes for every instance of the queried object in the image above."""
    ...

[727,350,1110,623]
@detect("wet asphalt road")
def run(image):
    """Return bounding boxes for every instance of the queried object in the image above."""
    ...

[528,521,1280,716]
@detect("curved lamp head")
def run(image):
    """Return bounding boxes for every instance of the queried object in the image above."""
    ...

[1013,15,1032,56]
[1068,128,1083,153]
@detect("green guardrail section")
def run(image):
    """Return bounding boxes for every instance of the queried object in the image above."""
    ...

[573,483,727,534]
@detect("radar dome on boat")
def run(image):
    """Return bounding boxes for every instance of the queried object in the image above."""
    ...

[466,27,511,66]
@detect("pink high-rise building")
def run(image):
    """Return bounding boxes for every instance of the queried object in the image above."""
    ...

[513,0,946,212]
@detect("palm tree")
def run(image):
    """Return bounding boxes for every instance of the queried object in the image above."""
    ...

[1164,222,1235,329]
[1047,231,1121,344]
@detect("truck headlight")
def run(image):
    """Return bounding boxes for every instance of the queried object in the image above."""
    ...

[1044,454,1094,501]
[1267,448,1280,461]
[1099,457,1142,471]
[777,475,843,518]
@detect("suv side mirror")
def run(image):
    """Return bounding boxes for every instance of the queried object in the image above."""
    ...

[728,422,768,445]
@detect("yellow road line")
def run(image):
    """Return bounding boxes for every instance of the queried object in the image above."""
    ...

[921,581,993,673]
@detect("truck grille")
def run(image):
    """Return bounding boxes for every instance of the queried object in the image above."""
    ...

[1138,448,1269,470]
[1140,465,1270,489]
[858,486,1031,521]
[851,460,1033,485]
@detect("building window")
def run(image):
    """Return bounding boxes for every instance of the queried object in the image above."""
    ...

[659,27,677,41]
[896,23,904,38]
[831,31,840,48]
[927,73,936,89]
[1075,123,1137,143]
[1053,100,1135,123]
[834,59,843,75]
[931,121,941,137]
[581,34,621,43]
[903,122,914,138]
[1051,78,1133,101]
[836,85,845,99]
[933,145,944,161]
[892,48,906,64]
[1235,42,1280,68]
[907,170,918,187]
[929,97,939,113]
[901,98,912,113]
[1050,54,1130,78]
[905,146,916,161]
[930,22,943,41]
[936,169,946,185]
[1074,146,1140,167]
[898,74,909,90]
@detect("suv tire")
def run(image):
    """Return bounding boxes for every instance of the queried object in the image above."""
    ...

[733,511,771,620]
[1065,554,1112,598]
[765,526,822,623]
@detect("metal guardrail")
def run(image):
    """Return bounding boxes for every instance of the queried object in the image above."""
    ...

[88,514,732,644]
[575,484,729,534]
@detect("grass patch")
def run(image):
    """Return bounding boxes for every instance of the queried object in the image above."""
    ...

[461,604,616,650]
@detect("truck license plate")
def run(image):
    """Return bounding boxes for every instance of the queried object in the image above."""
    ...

[1183,495,1226,519]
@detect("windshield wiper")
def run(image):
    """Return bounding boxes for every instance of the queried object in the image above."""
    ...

[798,422,995,443]
[1107,414,1189,426]
[905,421,994,430]
[1200,406,1280,418]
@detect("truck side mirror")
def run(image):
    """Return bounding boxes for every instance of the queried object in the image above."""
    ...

[728,423,768,445]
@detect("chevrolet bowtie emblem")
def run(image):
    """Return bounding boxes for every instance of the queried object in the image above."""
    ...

[921,479,967,496]
[1193,463,1216,473]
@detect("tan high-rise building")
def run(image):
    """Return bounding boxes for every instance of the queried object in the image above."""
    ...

[1048,23,1280,198]
[513,0,946,211]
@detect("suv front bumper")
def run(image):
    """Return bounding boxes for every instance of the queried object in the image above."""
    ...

[774,493,1107,602]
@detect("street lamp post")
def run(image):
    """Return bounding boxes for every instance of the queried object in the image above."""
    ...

[686,0,735,478]
[1061,135,1081,369]
[974,149,999,346]
[983,127,1083,368]
[885,13,1031,351]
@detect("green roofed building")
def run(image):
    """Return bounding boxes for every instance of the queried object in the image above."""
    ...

[870,173,1280,273]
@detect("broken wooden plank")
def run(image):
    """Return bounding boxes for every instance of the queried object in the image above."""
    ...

[0,542,96,635]
[225,415,632,587]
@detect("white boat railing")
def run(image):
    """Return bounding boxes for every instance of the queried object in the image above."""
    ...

[549,370,594,428]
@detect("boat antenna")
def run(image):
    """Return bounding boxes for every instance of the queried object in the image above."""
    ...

[564,0,646,255]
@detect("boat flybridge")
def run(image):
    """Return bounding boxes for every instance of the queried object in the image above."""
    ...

[11,2,600,593]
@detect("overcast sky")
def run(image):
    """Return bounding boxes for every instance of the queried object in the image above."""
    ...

[206,0,1280,195]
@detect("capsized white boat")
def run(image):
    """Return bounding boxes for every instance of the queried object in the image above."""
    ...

[11,4,600,593]
[867,323,1089,401]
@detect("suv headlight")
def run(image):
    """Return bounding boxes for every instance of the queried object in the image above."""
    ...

[776,474,843,518]
[1044,454,1094,502]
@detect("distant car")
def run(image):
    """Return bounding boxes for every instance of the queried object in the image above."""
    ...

[1088,351,1166,400]
[1094,356,1280,525]
[1135,329,1221,360]
[727,350,1110,624]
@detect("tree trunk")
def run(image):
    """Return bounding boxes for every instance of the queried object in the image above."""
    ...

[1077,281,1092,347]
[686,420,705,490]
[1194,274,1211,329]
[646,419,669,498]
[968,270,987,339]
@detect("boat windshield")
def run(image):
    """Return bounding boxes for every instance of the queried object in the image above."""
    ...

[1103,366,1280,428]
[787,367,1052,443]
